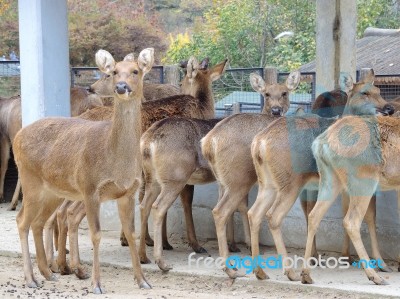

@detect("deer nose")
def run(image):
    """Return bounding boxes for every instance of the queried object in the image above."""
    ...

[271,107,282,116]
[115,82,130,94]
[383,104,395,115]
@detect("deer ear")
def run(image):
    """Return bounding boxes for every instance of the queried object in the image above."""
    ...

[138,48,154,75]
[187,57,199,79]
[286,70,300,91]
[123,53,135,62]
[95,49,116,75]
[361,68,375,84]
[339,72,354,93]
[250,73,265,94]
[210,59,228,81]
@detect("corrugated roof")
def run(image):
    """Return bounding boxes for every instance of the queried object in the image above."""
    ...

[300,33,400,76]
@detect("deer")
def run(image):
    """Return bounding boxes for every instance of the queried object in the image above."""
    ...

[0,88,103,211]
[88,58,209,102]
[249,70,395,282]
[13,48,155,293]
[200,70,301,279]
[44,56,228,277]
[301,114,400,285]
[138,71,281,271]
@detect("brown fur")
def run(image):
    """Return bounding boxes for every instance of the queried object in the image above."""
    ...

[49,57,228,274]
[0,88,103,210]
[13,49,154,293]
[249,71,393,281]
[200,70,301,279]
[301,115,400,285]
[139,117,222,269]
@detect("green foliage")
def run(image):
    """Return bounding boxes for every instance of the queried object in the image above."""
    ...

[0,1,18,58]
[357,0,400,37]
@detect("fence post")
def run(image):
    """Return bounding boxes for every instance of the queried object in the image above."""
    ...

[164,65,180,86]
[232,102,241,114]
[263,66,278,85]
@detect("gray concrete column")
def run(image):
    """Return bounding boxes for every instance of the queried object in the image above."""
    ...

[316,0,357,96]
[18,0,70,126]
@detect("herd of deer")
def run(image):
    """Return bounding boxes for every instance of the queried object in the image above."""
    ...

[1,48,400,294]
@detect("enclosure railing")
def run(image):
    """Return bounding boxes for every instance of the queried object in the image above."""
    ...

[2,61,400,114]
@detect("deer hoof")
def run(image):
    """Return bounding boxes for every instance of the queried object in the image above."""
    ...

[228,243,241,253]
[224,267,242,279]
[378,265,393,273]
[59,265,72,275]
[145,237,154,247]
[193,246,207,254]
[140,256,151,264]
[139,280,152,289]
[300,269,314,284]
[48,273,58,281]
[286,269,301,281]
[163,242,173,250]
[26,279,40,288]
[93,286,106,294]
[370,276,389,285]
[254,267,269,280]
[156,260,172,272]
[7,204,16,211]
[120,236,129,247]
[74,267,90,280]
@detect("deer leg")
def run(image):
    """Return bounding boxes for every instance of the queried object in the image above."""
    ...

[67,201,89,279]
[84,196,105,294]
[267,183,302,282]
[8,177,21,211]
[162,212,173,250]
[340,191,353,262]
[248,185,277,280]
[117,193,151,289]
[44,208,59,273]
[301,172,342,285]
[152,181,186,272]
[31,197,62,283]
[56,200,73,276]
[180,184,206,253]
[213,188,248,279]
[343,195,387,285]
[17,203,40,288]
[364,195,391,272]
[0,136,10,201]
[139,180,160,264]
[227,214,240,252]
[398,191,400,272]
[300,189,318,261]
[237,196,251,251]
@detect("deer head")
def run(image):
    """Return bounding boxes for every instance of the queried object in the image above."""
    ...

[342,70,394,116]
[95,49,154,101]
[180,57,228,97]
[250,70,300,116]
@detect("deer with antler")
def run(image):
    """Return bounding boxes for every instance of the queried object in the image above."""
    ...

[13,48,154,293]
[249,70,394,281]
[200,70,301,278]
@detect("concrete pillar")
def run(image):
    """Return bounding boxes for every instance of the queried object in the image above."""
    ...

[316,0,357,96]
[18,0,70,126]
[164,65,180,87]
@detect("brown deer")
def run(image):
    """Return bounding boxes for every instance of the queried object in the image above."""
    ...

[200,70,301,279]
[138,72,277,270]
[0,88,103,210]
[249,71,394,282]
[45,56,228,277]
[301,114,400,285]
[13,48,154,293]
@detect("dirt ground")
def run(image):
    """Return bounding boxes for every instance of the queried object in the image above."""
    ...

[1,202,400,298]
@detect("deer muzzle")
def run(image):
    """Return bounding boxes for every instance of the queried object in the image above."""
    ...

[115,82,132,95]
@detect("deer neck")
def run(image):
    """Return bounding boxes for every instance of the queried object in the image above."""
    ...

[109,97,142,157]
[193,83,215,117]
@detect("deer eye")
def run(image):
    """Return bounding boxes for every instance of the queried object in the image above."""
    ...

[133,70,139,75]
[112,71,117,76]
[282,92,288,97]
[265,93,270,98]
[361,91,369,96]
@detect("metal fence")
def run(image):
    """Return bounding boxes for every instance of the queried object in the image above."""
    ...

[375,74,400,101]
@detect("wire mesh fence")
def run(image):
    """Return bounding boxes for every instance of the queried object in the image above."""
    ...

[0,61,21,97]
[375,74,400,101]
